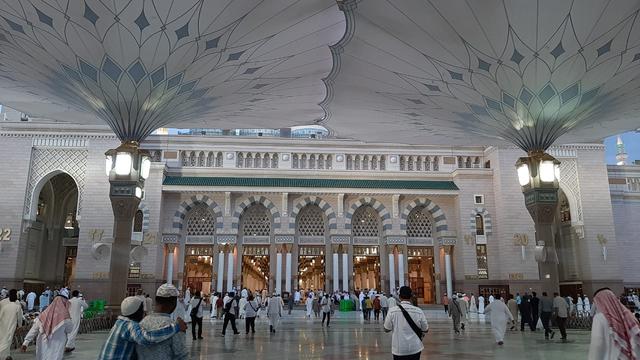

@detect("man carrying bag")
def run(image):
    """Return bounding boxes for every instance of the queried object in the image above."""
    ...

[384,286,429,360]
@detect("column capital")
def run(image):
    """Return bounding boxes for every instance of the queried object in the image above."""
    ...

[442,245,454,255]
[166,243,177,252]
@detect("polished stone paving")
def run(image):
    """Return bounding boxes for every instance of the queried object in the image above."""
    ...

[14,309,591,359]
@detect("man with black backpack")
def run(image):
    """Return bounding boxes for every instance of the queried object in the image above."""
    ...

[383,286,429,360]
[221,292,240,336]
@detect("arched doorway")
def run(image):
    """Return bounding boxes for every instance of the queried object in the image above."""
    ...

[182,203,215,295]
[555,189,583,299]
[24,172,79,292]
[296,204,327,292]
[406,206,436,304]
[240,204,272,292]
[352,205,381,291]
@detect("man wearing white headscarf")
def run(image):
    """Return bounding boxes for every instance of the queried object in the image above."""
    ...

[64,290,88,352]
[267,293,283,333]
[21,296,73,359]
[484,294,513,345]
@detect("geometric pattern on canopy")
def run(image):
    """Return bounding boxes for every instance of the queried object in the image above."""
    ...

[0,1,345,141]
[325,0,640,150]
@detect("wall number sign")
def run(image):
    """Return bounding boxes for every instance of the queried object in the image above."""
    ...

[0,228,11,241]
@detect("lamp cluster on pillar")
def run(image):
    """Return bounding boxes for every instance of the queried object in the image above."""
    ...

[515,151,561,292]
[104,141,152,306]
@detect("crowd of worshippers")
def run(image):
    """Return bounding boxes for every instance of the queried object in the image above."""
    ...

[0,286,88,360]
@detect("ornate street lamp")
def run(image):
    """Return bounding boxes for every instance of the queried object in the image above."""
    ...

[515,151,561,293]
[104,141,150,305]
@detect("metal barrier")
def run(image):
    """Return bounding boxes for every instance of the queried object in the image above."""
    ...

[12,313,117,350]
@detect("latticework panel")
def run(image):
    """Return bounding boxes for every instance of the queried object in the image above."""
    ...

[296,205,326,236]
[241,204,272,236]
[352,205,380,237]
[186,204,216,236]
[406,206,433,238]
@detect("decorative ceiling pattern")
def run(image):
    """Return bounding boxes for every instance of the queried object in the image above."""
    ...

[323,0,640,150]
[1,0,640,149]
[0,0,344,141]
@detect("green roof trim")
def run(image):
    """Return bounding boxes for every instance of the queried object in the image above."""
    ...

[163,176,459,190]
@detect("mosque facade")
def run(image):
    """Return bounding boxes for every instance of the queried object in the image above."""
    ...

[0,120,636,303]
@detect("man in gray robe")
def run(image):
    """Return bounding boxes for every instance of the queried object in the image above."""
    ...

[449,294,463,334]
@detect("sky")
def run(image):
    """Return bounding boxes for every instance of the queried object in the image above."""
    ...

[604,131,640,165]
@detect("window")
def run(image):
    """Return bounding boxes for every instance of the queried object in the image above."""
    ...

[406,206,433,238]
[475,214,485,236]
[133,210,144,233]
[352,205,380,237]
[128,262,141,278]
[186,203,215,236]
[296,205,326,236]
[241,204,272,236]
[474,195,484,205]
[476,245,488,279]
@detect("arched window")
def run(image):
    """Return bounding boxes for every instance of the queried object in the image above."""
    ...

[433,157,439,171]
[241,204,272,236]
[309,154,316,169]
[292,154,299,169]
[475,214,485,236]
[189,152,196,166]
[216,152,223,167]
[133,210,144,233]
[465,157,472,168]
[346,155,353,170]
[245,153,253,168]
[237,153,244,168]
[270,154,278,168]
[406,206,433,238]
[400,156,406,171]
[186,203,215,236]
[296,205,326,237]
[379,155,385,170]
[181,151,189,166]
[206,152,214,167]
[326,155,333,169]
[352,205,380,237]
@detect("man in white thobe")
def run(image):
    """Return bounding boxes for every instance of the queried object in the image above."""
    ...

[305,292,314,318]
[65,290,88,352]
[478,295,485,314]
[584,296,591,313]
[0,289,24,360]
[577,295,585,315]
[27,291,36,312]
[294,290,301,305]
[470,294,477,313]
[489,294,495,303]
[484,294,513,345]
[267,294,283,333]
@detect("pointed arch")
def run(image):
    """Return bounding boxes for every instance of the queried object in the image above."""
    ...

[345,197,391,232]
[172,194,223,232]
[400,198,448,234]
[290,196,337,233]
[231,195,280,232]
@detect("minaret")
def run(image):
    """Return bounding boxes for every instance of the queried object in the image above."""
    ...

[616,135,628,165]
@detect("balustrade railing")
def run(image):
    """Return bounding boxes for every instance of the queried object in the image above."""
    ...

[167,149,486,172]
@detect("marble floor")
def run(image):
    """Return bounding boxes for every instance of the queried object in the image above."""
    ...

[13,309,591,359]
